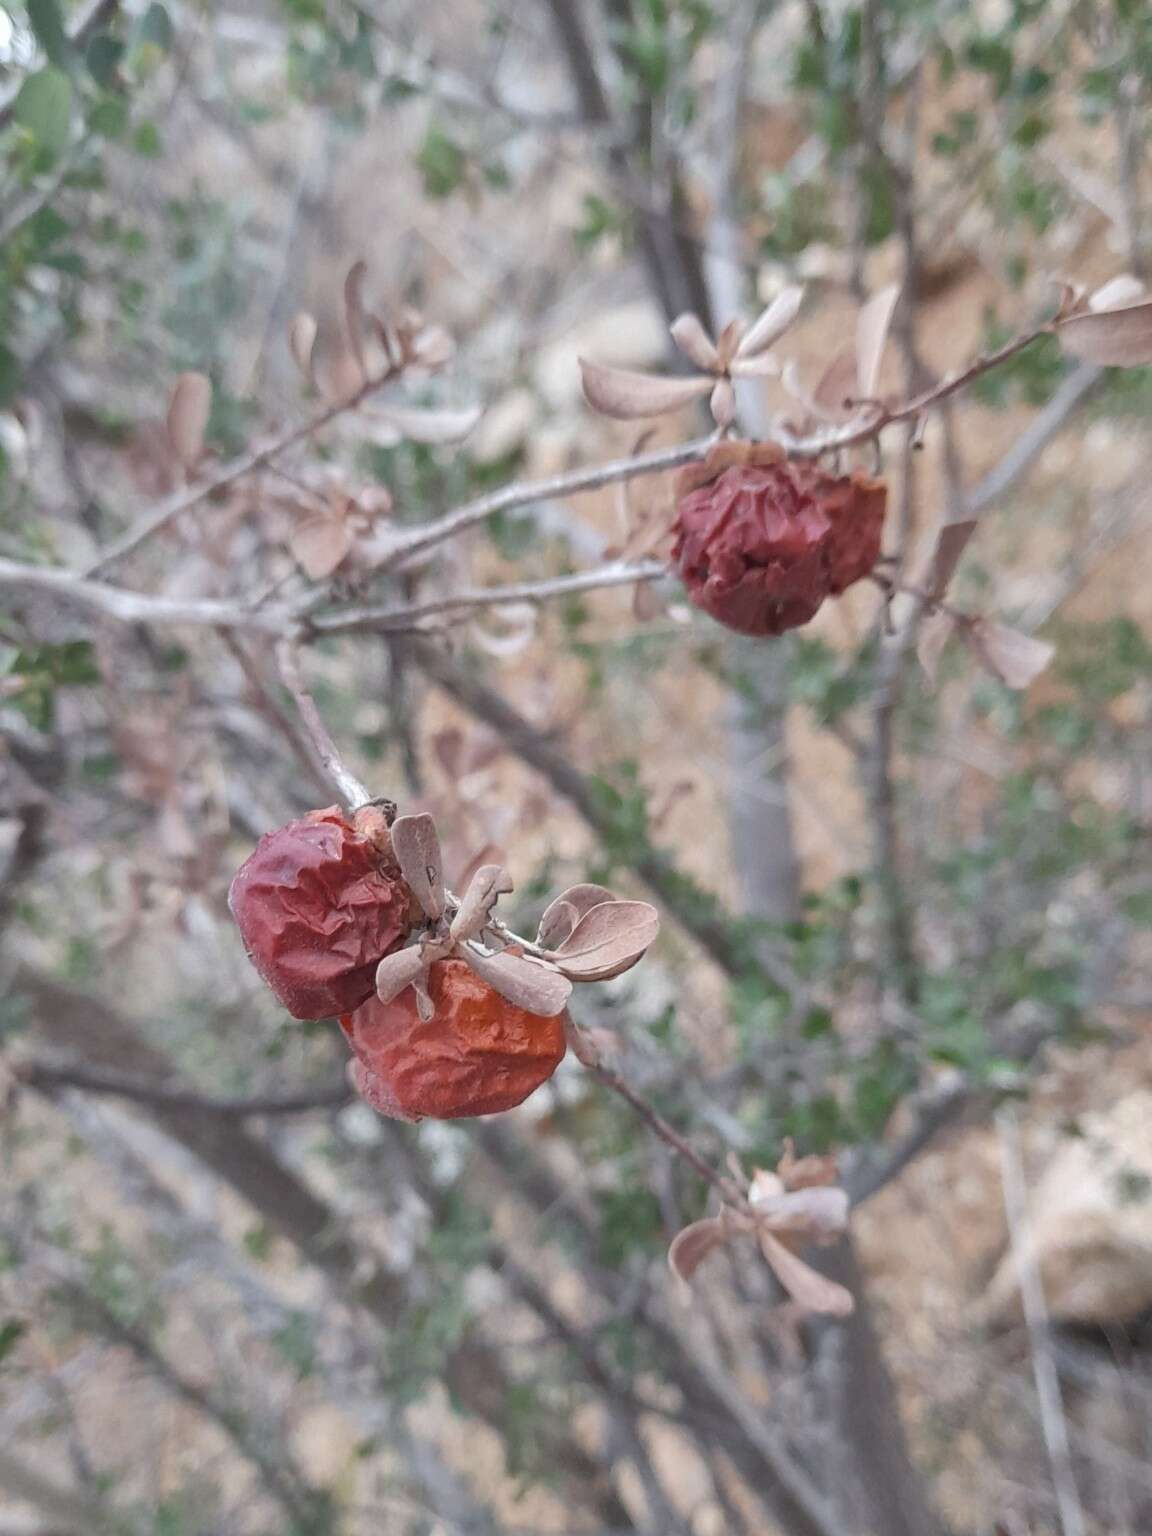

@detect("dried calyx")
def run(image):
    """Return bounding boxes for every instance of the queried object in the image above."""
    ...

[374,814,660,1021]
[668,1141,855,1318]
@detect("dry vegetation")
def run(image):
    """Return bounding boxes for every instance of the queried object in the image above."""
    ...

[1,2,1151,1534]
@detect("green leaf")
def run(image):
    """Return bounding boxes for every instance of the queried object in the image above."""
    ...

[27,0,70,68]
[85,33,125,89]
[137,1,174,50]
[0,1318,26,1365]
[88,92,128,138]
[13,67,73,159]
[417,123,466,199]
[132,118,162,156]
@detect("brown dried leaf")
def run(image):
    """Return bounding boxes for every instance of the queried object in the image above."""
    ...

[777,1140,840,1190]
[375,946,426,1004]
[167,373,212,471]
[916,609,956,684]
[812,350,860,418]
[537,883,616,947]
[670,312,719,371]
[856,283,900,399]
[709,376,736,428]
[289,312,318,383]
[391,813,445,921]
[413,972,435,1022]
[343,259,370,379]
[469,601,537,658]
[1089,274,1146,312]
[288,515,354,580]
[1056,298,1152,365]
[729,351,782,379]
[367,404,482,444]
[579,359,713,419]
[552,899,660,981]
[737,285,804,358]
[919,517,977,603]
[463,946,572,1016]
[757,1228,855,1316]
[969,620,1055,690]
[409,324,455,370]
[450,864,514,944]
[668,1217,728,1288]
[750,1185,850,1242]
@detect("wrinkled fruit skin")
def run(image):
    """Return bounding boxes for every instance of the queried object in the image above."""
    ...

[340,958,567,1121]
[672,462,886,637]
[229,806,411,1020]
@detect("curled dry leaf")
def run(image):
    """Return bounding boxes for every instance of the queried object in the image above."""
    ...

[375,945,427,1005]
[469,601,537,659]
[463,945,572,1016]
[709,377,736,428]
[288,515,354,580]
[776,1139,840,1191]
[450,863,514,944]
[1089,274,1146,312]
[390,813,445,921]
[1056,297,1152,366]
[366,403,482,444]
[668,1217,727,1288]
[749,1183,850,1241]
[855,283,900,399]
[670,312,720,371]
[916,609,957,684]
[969,620,1055,690]
[579,358,713,419]
[343,260,371,380]
[551,899,660,981]
[167,372,212,471]
[537,883,616,948]
[736,285,804,358]
[756,1229,855,1317]
[289,312,318,383]
[729,350,782,379]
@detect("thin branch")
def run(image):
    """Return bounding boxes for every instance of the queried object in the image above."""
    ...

[365,437,711,579]
[219,629,334,796]
[0,557,284,630]
[16,1058,351,1117]
[573,1030,744,1207]
[311,559,666,633]
[274,635,373,809]
[777,324,1052,458]
[996,1107,1087,1536]
[413,637,800,993]
[84,368,412,576]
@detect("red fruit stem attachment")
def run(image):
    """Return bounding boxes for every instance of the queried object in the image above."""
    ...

[276,635,372,810]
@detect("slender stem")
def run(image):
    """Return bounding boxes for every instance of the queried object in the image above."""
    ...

[86,366,409,576]
[996,1108,1086,1536]
[310,559,666,633]
[572,1025,745,1208]
[348,437,712,583]
[274,635,372,809]
[18,1058,351,1116]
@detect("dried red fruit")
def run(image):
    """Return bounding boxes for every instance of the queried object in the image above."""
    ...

[229,805,413,1020]
[340,957,567,1120]
[672,452,886,637]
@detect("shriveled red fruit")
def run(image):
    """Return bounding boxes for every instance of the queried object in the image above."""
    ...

[229,804,412,1020]
[672,450,886,637]
[340,957,567,1121]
